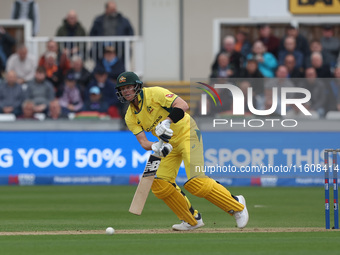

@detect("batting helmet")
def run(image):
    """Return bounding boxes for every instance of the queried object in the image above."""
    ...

[116,72,143,103]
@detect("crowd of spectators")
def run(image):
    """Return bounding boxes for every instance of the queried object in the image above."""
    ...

[211,24,340,118]
[1,1,340,120]
[0,0,133,120]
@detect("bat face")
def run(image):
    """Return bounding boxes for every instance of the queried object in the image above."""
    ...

[129,154,161,215]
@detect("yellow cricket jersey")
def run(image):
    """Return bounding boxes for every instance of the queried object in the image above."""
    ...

[125,87,191,145]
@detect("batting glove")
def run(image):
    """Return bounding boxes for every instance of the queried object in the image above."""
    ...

[155,119,173,142]
[152,141,173,158]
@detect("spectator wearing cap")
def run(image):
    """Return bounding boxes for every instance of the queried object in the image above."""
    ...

[59,72,83,114]
[321,25,340,68]
[6,44,36,86]
[87,65,121,116]
[0,70,25,116]
[88,66,119,106]
[82,86,109,113]
[94,46,125,82]
[257,24,280,57]
[26,66,55,114]
[279,24,310,62]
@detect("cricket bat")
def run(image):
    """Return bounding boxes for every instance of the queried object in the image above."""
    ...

[129,145,162,215]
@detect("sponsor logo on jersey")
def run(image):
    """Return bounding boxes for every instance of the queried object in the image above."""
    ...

[119,76,126,83]
[145,115,162,132]
[166,94,174,98]
[147,106,154,113]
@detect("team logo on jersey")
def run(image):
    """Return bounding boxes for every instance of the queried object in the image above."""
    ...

[166,94,174,98]
[137,118,141,125]
[147,106,154,113]
[119,76,126,83]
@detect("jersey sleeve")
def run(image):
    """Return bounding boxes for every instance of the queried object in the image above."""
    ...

[125,111,144,135]
[151,87,178,109]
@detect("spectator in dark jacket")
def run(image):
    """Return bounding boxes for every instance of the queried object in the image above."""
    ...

[321,25,340,68]
[90,1,134,37]
[59,72,83,114]
[310,52,331,78]
[0,26,16,72]
[26,66,55,114]
[210,53,234,78]
[17,100,37,119]
[305,40,333,68]
[82,86,109,113]
[279,24,310,62]
[212,35,244,76]
[68,55,91,99]
[56,10,87,57]
[239,58,264,79]
[87,65,120,108]
[239,58,264,95]
[284,54,303,78]
[90,1,134,62]
[257,24,280,57]
[298,67,327,117]
[327,67,340,112]
[56,10,86,37]
[0,70,25,116]
[94,46,125,83]
[278,36,304,69]
[234,29,252,58]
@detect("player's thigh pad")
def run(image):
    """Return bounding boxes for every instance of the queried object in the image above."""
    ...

[184,176,244,214]
[156,150,182,183]
[152,178,197,226]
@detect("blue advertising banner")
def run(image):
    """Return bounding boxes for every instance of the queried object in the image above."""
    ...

[201,132,340,179]
[0,131,156,176]
[0,131,339,186]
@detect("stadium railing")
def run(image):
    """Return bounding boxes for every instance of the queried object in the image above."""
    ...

[0,19,144,75]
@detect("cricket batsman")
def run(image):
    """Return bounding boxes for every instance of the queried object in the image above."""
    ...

[116,71,249,230]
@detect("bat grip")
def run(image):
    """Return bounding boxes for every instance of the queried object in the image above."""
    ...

[153,140,163,157]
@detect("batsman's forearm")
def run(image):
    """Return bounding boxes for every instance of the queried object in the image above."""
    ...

[140,140,154,151]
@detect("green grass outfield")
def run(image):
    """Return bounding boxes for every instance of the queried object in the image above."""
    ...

[0,186,339,254]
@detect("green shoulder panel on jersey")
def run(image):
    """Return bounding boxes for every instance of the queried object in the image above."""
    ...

[134,89,144,114]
